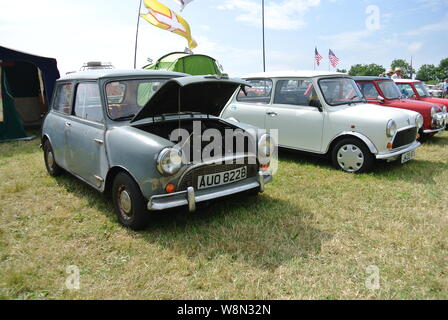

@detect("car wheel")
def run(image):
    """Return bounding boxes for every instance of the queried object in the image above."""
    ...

[43,140,62,176]
[112,172,150,231]
[331,138,374,173]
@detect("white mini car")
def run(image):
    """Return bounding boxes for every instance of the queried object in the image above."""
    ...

[221,71,423,173]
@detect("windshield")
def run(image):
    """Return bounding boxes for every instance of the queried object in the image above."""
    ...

[318,78,365,106]
[377,80,401,99]
[106,79,167,120]
[415,82,430,97]
[396,83,415,98]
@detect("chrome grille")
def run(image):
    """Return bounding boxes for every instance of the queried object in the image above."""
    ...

[178,161,259,191]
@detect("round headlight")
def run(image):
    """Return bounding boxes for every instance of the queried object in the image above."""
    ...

[415,114,424,128]
[157,148,183,176]
[258,134,275,159]
[386,120,397,138]
[431,106,437,118]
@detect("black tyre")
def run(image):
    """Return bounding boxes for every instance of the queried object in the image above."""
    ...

[112,172,150,230]
[43,140,62,177]
[331,138,374,173]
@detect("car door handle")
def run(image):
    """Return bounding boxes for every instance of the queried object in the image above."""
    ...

[266,111,278,116]
[65,121,71,127]
[94,139,104,145]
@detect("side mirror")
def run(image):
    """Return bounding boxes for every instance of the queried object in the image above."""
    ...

[377,96,385,103]
[309,99,323,112]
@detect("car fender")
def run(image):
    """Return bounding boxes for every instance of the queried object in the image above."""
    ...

[105,126,174,199]
[327,131,378,155]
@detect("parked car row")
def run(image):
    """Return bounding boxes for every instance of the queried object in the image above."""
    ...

[42,70,447,230]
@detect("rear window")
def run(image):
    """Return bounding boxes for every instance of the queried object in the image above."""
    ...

[237,79,273,104]
[53,83,74,115]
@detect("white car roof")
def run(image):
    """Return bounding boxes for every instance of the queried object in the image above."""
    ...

[243,70,347,79]
[393,79,421,83]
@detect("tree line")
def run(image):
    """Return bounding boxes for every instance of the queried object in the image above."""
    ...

[336,58,448,82]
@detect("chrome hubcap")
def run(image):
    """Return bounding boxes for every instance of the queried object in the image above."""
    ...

[47,150,54,168]
[337,144,364,173]
[118,187,132,218]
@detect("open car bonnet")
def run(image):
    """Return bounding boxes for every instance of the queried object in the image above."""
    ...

[131,76,249,122]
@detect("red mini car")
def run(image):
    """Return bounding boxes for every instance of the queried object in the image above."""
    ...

[354,77,447,138]
[394,79,448,130]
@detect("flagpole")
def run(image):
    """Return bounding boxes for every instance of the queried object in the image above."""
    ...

[262,0,266,72]
[133,0,143,69]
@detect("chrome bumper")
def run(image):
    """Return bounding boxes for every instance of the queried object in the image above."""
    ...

[423,128,444,134]
[147,171,272,212]
[376,141,421,160]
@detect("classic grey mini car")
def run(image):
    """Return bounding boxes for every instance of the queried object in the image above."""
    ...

[42,70,274,230]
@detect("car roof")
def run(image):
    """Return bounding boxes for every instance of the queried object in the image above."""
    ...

[58,69,188,81]
[393,79,421,83]
[243,70,347,79]
[352,76,389,81]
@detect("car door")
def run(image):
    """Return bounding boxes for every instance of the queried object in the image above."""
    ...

[48,82,75,169]
[266,79,324,152]
[222,78,273,129]
[65,82,108,189]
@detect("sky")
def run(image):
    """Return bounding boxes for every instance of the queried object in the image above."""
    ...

[1,0,447,77]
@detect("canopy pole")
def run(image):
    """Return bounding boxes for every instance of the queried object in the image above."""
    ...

[262,0,266,72]
[134,0,143,69]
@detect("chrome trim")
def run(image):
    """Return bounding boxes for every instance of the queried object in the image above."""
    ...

[376,141,420,160]
[177,154,258,185]
[423,128,444,134]
[94,139,104,145]
[147,173,272,212]
[258,171,265,193]
[187,187,196,212]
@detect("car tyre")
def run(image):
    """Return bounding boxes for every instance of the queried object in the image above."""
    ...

[112,172,150,230]
[331,138,374,173]
[43,140,62,177]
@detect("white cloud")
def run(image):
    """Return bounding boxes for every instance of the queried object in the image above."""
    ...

[408,42,423,53]
[218,0,321,30]
[405,14,448,36]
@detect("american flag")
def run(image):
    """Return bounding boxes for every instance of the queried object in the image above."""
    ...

[315,47,323,66]
[329,49,340,68]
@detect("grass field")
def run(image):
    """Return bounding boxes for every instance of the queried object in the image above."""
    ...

[0,131,447,300]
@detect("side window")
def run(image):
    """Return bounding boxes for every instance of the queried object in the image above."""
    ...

[397,84,414,98]
[236,79,272,104]
[358,82,379,100]
[74,83,103,123]
[53,83,74,115]
[274,79,317,106]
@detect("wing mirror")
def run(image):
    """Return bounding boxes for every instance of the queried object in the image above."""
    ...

[309,99,323,112]
[377,95,385,103]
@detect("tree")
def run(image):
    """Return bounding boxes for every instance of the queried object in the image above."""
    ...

[437,58,448,80]
[390,59,415,79]
[416,64,438,82]
[336,68,347,73]
[348,64,385,76]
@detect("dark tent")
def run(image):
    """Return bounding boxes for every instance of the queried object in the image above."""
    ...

[0,46,60,142]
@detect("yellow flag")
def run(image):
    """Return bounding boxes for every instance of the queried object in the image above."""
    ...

[140,0,197,50]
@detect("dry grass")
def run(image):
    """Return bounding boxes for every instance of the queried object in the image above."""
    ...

[0,131,447,300]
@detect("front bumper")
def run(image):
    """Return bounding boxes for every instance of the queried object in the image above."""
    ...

[423,128,444,134]
[147,171,272,212]
[376,141,421,160]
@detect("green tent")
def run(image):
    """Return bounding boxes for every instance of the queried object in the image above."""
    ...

[0,70,29,142]
[144,52,225,76]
